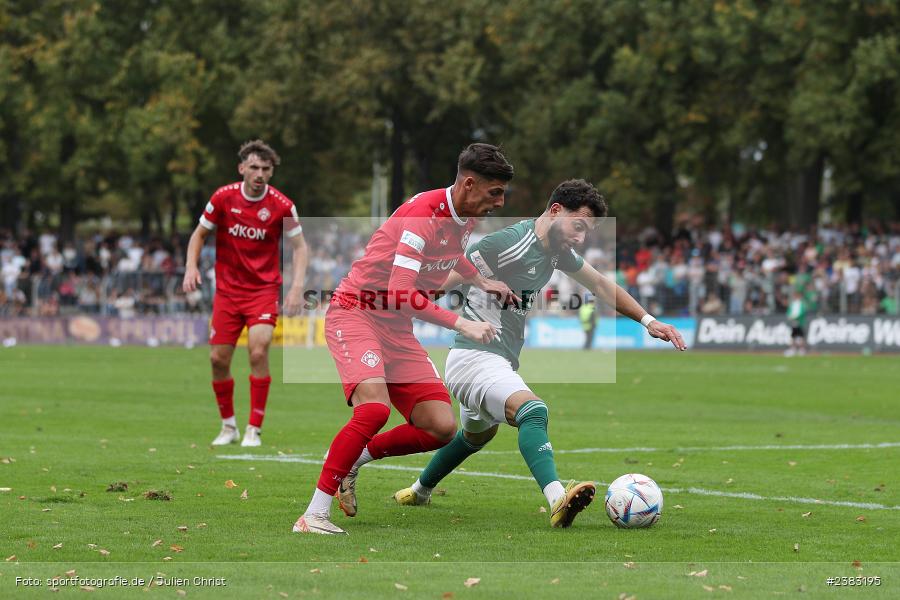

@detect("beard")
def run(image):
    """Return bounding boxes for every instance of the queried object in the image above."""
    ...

[548,221,568,252]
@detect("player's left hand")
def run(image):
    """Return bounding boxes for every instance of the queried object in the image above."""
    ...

[283,286,305,316]
[647,320,687,351]
[476,277,521,307]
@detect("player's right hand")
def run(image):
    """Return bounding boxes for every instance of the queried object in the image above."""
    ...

[182,266,202,293]
[455,318,497,344]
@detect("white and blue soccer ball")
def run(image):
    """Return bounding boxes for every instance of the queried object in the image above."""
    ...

[605,473,663,529]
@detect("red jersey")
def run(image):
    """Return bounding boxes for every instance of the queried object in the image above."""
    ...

[336,187,478,327]
[199,182,302,297]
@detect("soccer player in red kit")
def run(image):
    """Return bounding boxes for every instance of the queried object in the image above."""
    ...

[183,140,308,447]
[293,143,516,534]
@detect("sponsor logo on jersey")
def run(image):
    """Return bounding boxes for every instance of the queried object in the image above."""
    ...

[440,238,448,246]
[259,313,272,320]
[258,207,271,222]
[360,350,381,368]
[228,224,267,240]
[528,266,536,274]
[422,257,459,272]
[231,208,242,214]
[400,230,426,253]
[469,250,495,278]
[205,202,215,214]
[551,256,559,268]
[537,442,553,452]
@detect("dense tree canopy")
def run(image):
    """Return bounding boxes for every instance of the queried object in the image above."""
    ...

[1,0,898,239]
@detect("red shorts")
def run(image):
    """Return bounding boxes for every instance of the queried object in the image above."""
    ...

[324,301,450,420]
[209,292,279,346]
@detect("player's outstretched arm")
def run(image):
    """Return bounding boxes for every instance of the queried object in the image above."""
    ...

[183,224,211,293]
[284,232,308,316]
[568,262,686,351]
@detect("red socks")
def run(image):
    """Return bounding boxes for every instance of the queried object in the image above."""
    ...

[212,378,235,420]
[248,375,272,428]
[367,423,446,459]
[317,403,391,495]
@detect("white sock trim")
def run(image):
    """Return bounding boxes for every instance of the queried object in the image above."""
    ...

[543,480,566,507]
[305,487,334,517]
[411,479,433,498]
[223,416,237,428]
[352,447,374,471]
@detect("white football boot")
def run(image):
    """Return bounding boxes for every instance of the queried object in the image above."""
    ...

[240,425,261,447]
[292,513,347,535]
[211,424,240,446]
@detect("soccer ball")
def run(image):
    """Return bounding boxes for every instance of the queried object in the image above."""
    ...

[605,473,663,528]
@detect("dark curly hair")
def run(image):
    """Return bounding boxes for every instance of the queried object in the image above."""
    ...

[547,179,607,217]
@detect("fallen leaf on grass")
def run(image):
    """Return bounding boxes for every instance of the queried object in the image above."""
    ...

[278,593,288,599]
[81,586,96,592]
[369,547,378,552]
[719,585,732,591]
[618,595,636,600]
[52,543,63,549]
[162,556,173,561]
[224,480,237,489]
[65,569,76,576]
[550,578,560,584]
[359,556,368,563]
[0,487,11,492]
[177,591,187,597]
[622,562,636,569]
[674,505,684,510]
[441,593,454,599]
[26,541,36,549]
[852,560,862,569]
[689,570,708,577]
[309,568,321,574]
[5,555,15,562]
[98,549,110,556]
[42,508,52,512]
[801,512,811,517]
[177,526,188,532]
[170,545,184,553]
[793,543,799,552]
[702,585,714,592]
[788,461,797,467]
[152,540,162,547]
[463,578,481,588]
[143,490,172,501]
[737,576,747,580]
[394,583,408,590]
[856,515,866,522]
[240,489,248,500]
[196,523,207,528]
[538,506,547,513]
[708,529,717,534]
[106,482,128,492]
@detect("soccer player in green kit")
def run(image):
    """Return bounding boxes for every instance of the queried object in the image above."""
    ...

[376,179,688,527]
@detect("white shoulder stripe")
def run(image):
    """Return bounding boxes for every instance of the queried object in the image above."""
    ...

[199,215,216,230]
[497,230,536,259]
[498,233,536,268]
[393,254,422,272]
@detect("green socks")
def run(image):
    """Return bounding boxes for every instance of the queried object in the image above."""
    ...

[420,429,484,488]
[515,400,559,490]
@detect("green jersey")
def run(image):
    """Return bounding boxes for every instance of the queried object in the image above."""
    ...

[452,219,584,369]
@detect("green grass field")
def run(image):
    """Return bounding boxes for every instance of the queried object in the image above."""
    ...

[1,346,898,598]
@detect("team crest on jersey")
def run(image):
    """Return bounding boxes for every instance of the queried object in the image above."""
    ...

[460,231,471,249]
[257,207,271,222]
[360,350,381,368]
[551,255,559,268]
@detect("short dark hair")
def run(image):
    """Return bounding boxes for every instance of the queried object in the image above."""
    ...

[547,179,608,217]
[238,139,281,166]
[457,143,514,182]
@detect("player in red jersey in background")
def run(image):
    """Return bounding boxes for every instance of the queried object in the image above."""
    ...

[293,143,517,534]
[183,140,308,448]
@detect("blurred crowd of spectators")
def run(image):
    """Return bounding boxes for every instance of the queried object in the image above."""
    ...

[2,221,899,318]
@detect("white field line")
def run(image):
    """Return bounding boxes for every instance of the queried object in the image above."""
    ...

[218,454,900,511]
[481,442,900,455]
